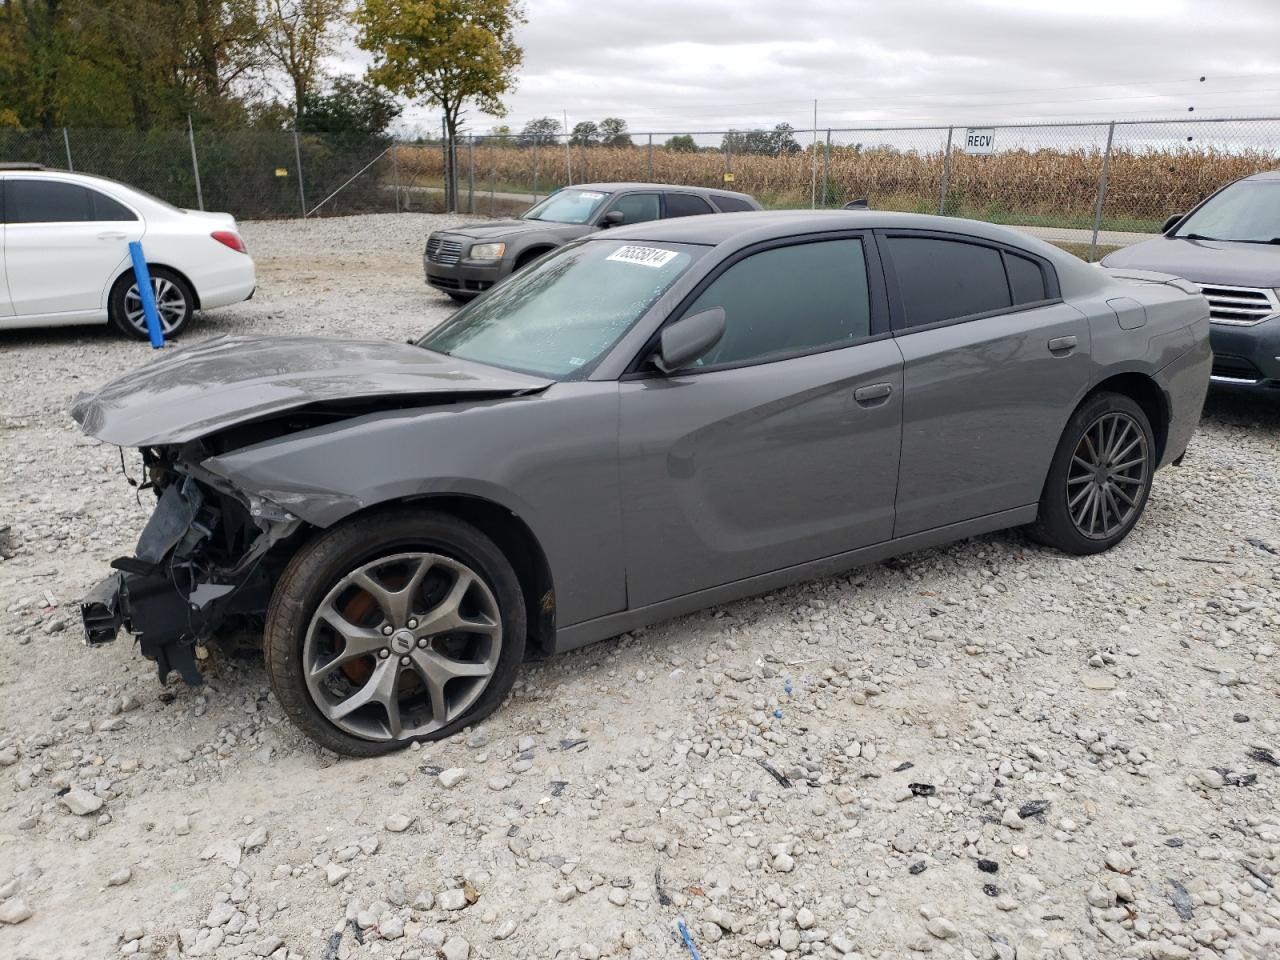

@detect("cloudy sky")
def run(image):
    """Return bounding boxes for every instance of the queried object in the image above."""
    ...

[343,0,1280,137]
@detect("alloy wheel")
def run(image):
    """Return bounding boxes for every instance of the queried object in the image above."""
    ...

[124,277,187,335]
[1066,411,1149,540]
[302,552,502,742]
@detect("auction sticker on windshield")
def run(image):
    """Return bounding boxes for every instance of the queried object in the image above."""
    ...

[578,191,606,200]
[606,245,681,268]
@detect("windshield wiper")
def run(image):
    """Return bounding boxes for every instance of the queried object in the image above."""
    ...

[1177,232,1220,241]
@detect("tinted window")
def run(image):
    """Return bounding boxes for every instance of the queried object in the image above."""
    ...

[683,239,870,367]
[665,193,714,218]
[1006,252,1047,304]
[90,189,137,221]
[6,179,92,223]
[887,237,1010,327]
[610,193,660,225]
[712,194,754,212]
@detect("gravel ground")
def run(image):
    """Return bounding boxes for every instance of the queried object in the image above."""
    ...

[1,213,1278,960]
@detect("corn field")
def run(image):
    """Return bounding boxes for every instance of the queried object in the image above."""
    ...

[399,124,1280,235]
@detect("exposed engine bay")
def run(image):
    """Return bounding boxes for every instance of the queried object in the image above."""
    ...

[81,446,301,684]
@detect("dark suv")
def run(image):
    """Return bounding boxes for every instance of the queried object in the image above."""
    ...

[1101,170,1280,390]
[423,182,761,301]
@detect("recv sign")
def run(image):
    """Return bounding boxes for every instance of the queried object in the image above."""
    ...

[963,128,996,154]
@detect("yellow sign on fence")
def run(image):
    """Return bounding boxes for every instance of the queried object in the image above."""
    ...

[275,168,289,177]
[722,172,735,183]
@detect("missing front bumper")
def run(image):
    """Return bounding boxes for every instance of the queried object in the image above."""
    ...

[79,464,301,687]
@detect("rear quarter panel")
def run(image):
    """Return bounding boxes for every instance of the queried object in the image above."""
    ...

[1077,279,1211,465]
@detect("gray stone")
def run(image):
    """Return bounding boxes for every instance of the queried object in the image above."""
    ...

[62,787,103,816]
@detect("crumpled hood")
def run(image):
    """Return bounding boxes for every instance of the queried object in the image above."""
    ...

[1101,236,1280,287]
[71,335,551,447]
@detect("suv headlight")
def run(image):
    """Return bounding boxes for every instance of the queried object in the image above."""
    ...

[469,242,506,260]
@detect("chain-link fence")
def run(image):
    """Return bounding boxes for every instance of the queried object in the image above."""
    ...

[4,116,1278,253]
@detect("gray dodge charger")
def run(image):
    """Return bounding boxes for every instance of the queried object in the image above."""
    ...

[74,210,1211,756]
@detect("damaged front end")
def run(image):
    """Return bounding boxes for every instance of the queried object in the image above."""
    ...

[81,448,301,685]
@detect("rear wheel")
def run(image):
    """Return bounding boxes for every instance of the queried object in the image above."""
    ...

[109,267,194,339]
[1028,391,1154,555]
[264,509,526,756]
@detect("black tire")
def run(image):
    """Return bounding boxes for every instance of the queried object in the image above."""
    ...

[1028,391,1155,555]
[264,508,526,757]
[109,266,195,339]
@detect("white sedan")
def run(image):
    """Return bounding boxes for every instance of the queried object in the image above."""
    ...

[0,164,256,338]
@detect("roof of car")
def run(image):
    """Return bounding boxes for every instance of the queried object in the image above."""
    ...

[602,208,1065,251]
[570,181,756,200]
[1243,169,1280,181]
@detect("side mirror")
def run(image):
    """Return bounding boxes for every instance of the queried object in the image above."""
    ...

[1161,214,1183,234]
[601,210,624,227]
[653,307,726,374]
[843,198,869,210]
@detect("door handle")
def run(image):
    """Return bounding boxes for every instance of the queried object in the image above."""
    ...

[97,232,127,241]
[1048,335,1078,354]
[854,382,893,405]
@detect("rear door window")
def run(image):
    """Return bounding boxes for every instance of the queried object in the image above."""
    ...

[6,179,92,223]
[1005,251,1048,304]
[89,189,138,221]
[609,193,660,225]
[886,236,1011,327]
[664,193,714,218]
[711,194,754,212]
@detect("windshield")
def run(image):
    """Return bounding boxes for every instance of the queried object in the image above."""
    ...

[522,188,611,224]
[419,239,702,378]
[1174,180,1280,243]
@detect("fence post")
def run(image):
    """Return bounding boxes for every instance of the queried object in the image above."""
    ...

[468,135,476,214]
[647,133,653,180]
[490,138,496,216]
[725,136,732,183]
[821,129,830,207]
[391,142,402,214]
[440,118,450,212]
[293,128,307,218]
[1089,121,1116,262]
[187,115,204,211]
[565,134,572,186]
[532,138,539,202]
[62,127,73,171]
[810,99,818,209]
[937,126,954,216]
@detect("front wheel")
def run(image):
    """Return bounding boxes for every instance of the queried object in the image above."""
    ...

[264,509,526,757]
[109,267,194,339]
[1028,391,1155,555]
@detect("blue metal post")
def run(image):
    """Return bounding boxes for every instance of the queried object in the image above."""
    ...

[127,242,164,348]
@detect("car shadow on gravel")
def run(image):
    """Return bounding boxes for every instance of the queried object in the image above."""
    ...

[1201,386,1280,429]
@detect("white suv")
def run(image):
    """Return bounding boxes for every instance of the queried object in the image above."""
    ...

[0,164,256,338]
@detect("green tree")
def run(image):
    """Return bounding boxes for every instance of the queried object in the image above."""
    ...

[355,0,524,209]
[262,0,348,121]
[599,116,630,147]
[569,120,598,146]
[665,134,696,153]
[518,115,559,146]
[299,75,400,137]
[722,123,801,156]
